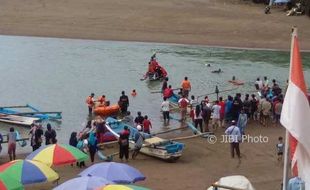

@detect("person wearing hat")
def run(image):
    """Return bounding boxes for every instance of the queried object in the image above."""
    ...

[132,125,144,159]
[225,120,242,159]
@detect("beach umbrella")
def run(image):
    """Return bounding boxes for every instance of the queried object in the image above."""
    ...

[0,159,59,185]
[96,184,151,190]
[0,173,24,190]
[53,176,113,190]
[26,144,89,167]
[79,162,146,184]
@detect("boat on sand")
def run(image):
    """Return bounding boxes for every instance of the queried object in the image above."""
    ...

[105,117,184,161]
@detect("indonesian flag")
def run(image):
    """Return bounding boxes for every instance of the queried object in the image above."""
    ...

[281,28,310,188]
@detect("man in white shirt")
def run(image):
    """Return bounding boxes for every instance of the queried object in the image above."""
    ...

[255,78,263,91]
[161,97,170,124]
[212,100,221,130]
[263,76,269,89]
[225,120,242,159]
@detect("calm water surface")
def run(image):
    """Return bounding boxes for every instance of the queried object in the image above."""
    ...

[0,35,309,152]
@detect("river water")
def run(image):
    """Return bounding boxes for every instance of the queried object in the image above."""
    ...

[0,35,310,148]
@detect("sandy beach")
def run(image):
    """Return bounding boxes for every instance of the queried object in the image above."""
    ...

[0,0,309,50]
[1,121,285,190]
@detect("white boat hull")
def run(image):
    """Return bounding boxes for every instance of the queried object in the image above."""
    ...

[105,123,183,161]
[0,114,39,126]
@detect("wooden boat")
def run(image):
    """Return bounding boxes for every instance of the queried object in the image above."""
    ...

[228,80,244,85]
[105,117,184,161]
[0,104,62,120]
[94,104,120,116]
[0,114,39,126]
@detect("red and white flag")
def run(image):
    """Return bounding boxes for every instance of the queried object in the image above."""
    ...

[281,28,310,188]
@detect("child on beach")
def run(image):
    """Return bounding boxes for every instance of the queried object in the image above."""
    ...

[276,136,284,161]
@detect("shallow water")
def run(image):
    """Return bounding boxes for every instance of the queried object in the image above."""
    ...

[0,35,309,149]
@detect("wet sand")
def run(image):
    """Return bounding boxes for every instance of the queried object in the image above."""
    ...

[3,121,285,190]
[0,0,310,50]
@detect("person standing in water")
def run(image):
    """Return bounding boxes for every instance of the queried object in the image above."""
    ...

[119,91,129,115]
[162,77,169,92]
[161,97,170,124]
[142,115,152,134]
[181,77,191,98]
[86,93,95,115]
[178,95,189,122]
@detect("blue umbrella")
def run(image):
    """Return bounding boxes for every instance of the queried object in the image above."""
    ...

[79,162,146,184]
[53,176,112,190]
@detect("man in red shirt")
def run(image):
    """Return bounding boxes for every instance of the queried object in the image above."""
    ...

[163,85,174,98]
[178,95,189,122]
[142,115,152,134]
[218,97,226,127]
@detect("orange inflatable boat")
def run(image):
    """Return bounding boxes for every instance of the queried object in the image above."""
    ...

[94,104,120,116]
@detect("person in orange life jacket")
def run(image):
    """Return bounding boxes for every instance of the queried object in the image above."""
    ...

[163,85,174,99]
[178,95,189,122]
[134,111,144,126]
[97,95,106,105]
[142,115,152,134]
[119,91,129,114]
[86,93,95,114]
[181,77,191,98]
[161,77,169,92]
[131,89,137,97]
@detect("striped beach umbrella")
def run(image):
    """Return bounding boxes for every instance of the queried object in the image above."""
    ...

[0,160,59,185]
[26,144,89,167]
[96,185,151,190]
[0,173,24,190]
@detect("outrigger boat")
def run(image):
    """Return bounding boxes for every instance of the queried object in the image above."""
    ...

[105,117,184,161]
[0,104,62,120]
[0,114,39,126]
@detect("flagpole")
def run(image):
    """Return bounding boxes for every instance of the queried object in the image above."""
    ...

[282,26,297,190]
[282,130,289,190]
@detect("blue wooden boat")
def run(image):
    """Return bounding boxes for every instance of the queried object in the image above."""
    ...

[0,104,62,120]
[105,117,184,161]
[168,93,180,107]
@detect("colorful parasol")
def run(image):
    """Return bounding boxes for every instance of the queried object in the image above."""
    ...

[53,176,113,190]
[79,162,146,184]
[0,159,59,185]
[0,173,24,190]
[26,144,89,166]
[96,185,151,190]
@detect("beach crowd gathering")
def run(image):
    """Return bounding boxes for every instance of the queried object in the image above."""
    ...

[1,54,290,166]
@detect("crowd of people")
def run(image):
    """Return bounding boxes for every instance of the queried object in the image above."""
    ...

[0,122,58,161]
[158,75,287,160]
